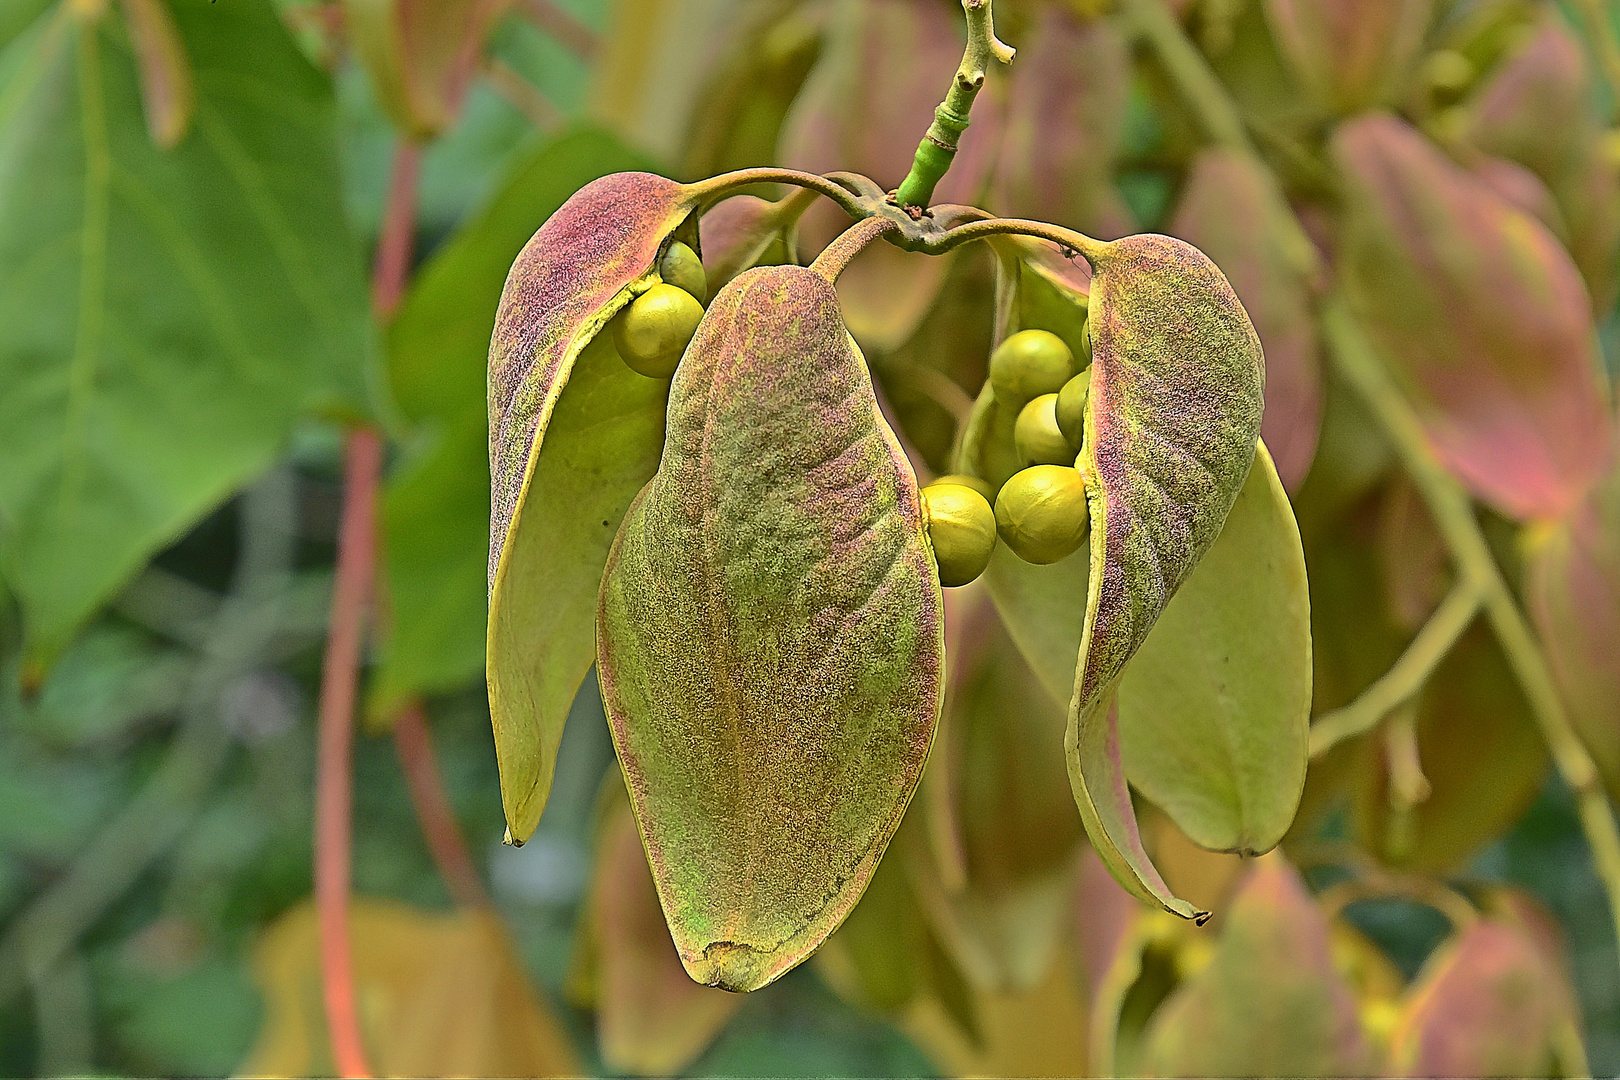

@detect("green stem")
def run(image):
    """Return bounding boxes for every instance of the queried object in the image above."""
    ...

[1308,578,1482,758]
[1117,0,1250,153]
[1323,298,1620,950]
[894,0,1014,210]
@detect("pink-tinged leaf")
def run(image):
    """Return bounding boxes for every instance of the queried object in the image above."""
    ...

[1374,475,1448,633]
[1263,0,1433,112]
[1461,10,1620,312]
[589,780,741,1075]
[1170,148,1322,490]
[596,265,944,992]
[1389,920,1584,1077]
[120,0,194,148]
[488,172,698,842]
[778,0,1003,349]
[1141,856,1379,1077]
[1334,113,1612,521]
[1527,466,1620,796]
[992,8,1134,240]
[1470,156,1567,241]
[1069,233,1264,918]
[341,0,502,138]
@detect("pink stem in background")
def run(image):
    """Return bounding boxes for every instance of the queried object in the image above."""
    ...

[394,702,491,908]
[314,136,421,1079]
[518,0,600,60]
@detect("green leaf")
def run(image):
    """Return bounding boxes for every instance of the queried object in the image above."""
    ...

[1117,443,1311,855]
[372,128,653,719]
[0,0,371,674]
[1070,234,1265,918]
[486,168,700,842]
[596,264,944,992]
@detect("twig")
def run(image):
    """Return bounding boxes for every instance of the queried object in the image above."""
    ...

[894,0,1014,209]
[371,139,421,319]
[483,57,565,133]
[1319,871,1478,931]
[1308,578,1482,757]
[1322,298,1620,951]
[393,702,490,908]
[516,0,599,61]
[1116,0,1250,153]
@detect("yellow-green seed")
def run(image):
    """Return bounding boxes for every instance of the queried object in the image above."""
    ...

[1079,316,1092,366]
[921,483,997,587]
[611,283,704,379]
[1015,393,1078,467]
[929,473,995,501]
[1055,371,1090,446]
[994,465,1089,565]
[660,240,707,302]
[989,329,1075,406]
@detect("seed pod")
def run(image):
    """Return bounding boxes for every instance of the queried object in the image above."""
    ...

[611,283,705,379]
[1014,394,1077,467]
[921,483,997,587]
[989,329,1075,407]
[659,240,707,302]
[598,264,943,993]
[1054,372,1090,447]
[994,465,1089,565]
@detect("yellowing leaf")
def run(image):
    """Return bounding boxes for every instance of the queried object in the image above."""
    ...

[239,898,579,1079]
[596,264,944,992]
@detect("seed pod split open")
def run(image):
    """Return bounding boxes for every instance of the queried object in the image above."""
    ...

[597,264,945,993]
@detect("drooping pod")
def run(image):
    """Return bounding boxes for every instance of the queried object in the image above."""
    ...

[596,263,945,993]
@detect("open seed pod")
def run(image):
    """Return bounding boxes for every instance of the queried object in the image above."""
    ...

[596,262,945,992]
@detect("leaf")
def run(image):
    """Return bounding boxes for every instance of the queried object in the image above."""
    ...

[1525,466,1620,798]
[487,168,699,842]
[1069,232,1264,917]
[1354,622,1548,871]
[339,0,499,139]
[778,0,1002,350]
[0,0,372,675]
[1262,0,1432,112]
[991,7,1133,240]
[119,0,192,147]
[239,898,579,1078]
[1117,444,1309,855]
[1333,113,1613,521]
[586,776,741,1076]
[1140,855,1379,1077]
[1169,148,1322,490]
[596,264,944,992]
[1388,919,1582,1077]
[372,128,652,720]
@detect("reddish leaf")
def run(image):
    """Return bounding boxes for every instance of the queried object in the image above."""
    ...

[1170,148,1323,490]
[341,0,503,138]
[992,8,1134,240]
[1526,467,1620,796]
[1334,113,1612,521]
[488,172,698,841]
[1389,920,1583,1077]
[1141,856,1378,1077]
[1263,0,1432,112]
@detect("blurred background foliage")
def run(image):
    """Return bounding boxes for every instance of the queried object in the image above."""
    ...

[0,0,1619,1075]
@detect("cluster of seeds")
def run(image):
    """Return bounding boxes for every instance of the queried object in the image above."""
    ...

[920,327,1095,587]
[610,241,707,378]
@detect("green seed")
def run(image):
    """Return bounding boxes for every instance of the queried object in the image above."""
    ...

[994,465,1089,565]
[1015,393,1078,467]
[1055,371,1090,446]
[921,483,997,587]
[611,283,705,379]
[989,329,1075,406]
[660,240,708,302]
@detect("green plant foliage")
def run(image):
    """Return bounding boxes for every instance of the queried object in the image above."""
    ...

[373,128,652,720]
[0,0,372,675]
[596,264,943,993]
[1117,444,1311,856]
[485,169,696,842]
[1070,233,1264,919]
